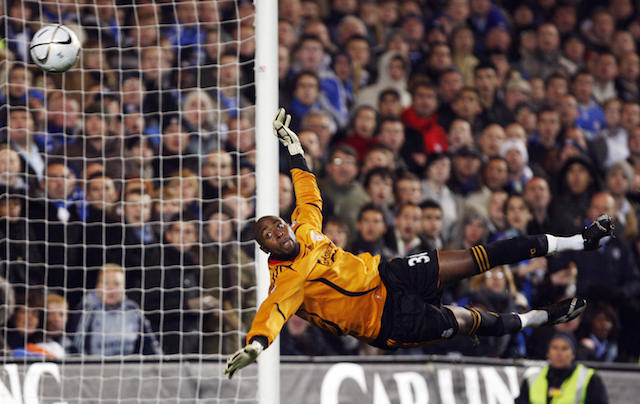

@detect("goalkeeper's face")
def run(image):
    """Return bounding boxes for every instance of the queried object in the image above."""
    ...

[255,216,300,259]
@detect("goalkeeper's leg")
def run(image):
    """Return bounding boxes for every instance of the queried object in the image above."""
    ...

[437,215,613,286]
[445,297,586,337]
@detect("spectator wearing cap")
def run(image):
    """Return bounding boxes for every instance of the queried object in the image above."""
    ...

[3,105,45,190]
[503,79,531,116]
[516,332,608,404]
[518,24,575,80]
[60,102,124,182]
[421,153,460,243]
[571,71,606,137]
[401,80,448,156]
[448,146,483,197]
[318,145,371,240]
[501,139,532,194]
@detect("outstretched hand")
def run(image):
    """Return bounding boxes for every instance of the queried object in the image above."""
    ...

[224,340,264,379]
[273,108,304,156]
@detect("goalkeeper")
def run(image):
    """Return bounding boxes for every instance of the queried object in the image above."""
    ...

[225,108,613,378]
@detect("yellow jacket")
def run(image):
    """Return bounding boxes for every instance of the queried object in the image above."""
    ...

[246,166,388,346]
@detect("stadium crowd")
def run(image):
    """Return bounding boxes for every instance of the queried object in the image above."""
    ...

[0,0,640,363]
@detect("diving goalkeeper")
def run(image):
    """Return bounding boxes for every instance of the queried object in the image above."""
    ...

[224,108,613,378]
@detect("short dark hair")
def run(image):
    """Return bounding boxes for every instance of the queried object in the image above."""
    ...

[363,167,394,189]
[378,88,401,103]
[329,143,359,161]
[395,201,420,216]
[420,199,442,211]
[357,203,386,221]
[474,62,497,75]
[294,70,320,89]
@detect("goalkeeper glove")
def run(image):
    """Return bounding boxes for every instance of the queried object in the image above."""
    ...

[273,107,304,156]
[224,340,264,379]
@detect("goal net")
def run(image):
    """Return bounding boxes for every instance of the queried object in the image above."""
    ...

[0,0,275,402]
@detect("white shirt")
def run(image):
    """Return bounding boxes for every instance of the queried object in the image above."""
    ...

[14,142,45,182]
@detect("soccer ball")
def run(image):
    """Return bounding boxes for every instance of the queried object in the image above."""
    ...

[29,25,81,73]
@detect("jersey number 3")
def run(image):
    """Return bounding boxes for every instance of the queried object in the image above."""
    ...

[407,252,431,267]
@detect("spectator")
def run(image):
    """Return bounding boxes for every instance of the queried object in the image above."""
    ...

[144,217,213,354]
[604,162,638,241]
[550,157,601,236]
[446,119,474,152]
[363,167,395,225]
[43,294,73,357]
[477,123,506,159]
[349,204,392,260]
[360,144,395,177]
[519,24,574,79]
[421,153,459,242]
[0,190,44,287]
[3,104,45,189]
[394,171,422,205]
[448,146,483,197]
[578,302,619,363]
[318,145,370,239]
[550,191,640,303]
[446,211,489,250]
[278,173,295,221]
[401,80,448,155]
[6,290,45,357]
[571,71,606,137]
[0,145,26,190]
[528,107,562,174]
[616,51,640,101]
[201,204,252,354]
[323,217,349,250]
[451,26,479,86]
[593,53,619,104]
[383,202,427,258]
[301,110,337,161]
[474,63,511,126]
[501,139,533,194]
[524,177,553,235]
[377,88,404,120]
[154,115,199,178]
[43,92,81,151]
[466,157,509,218]
[451,87,486,136]
[342,105,378,161]
[420,200,444,250]
[0,276,15,355]
[72,264,160,356]
[201,150,234,205]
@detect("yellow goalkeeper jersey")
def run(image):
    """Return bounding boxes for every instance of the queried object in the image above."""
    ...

[246,167,388,346]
